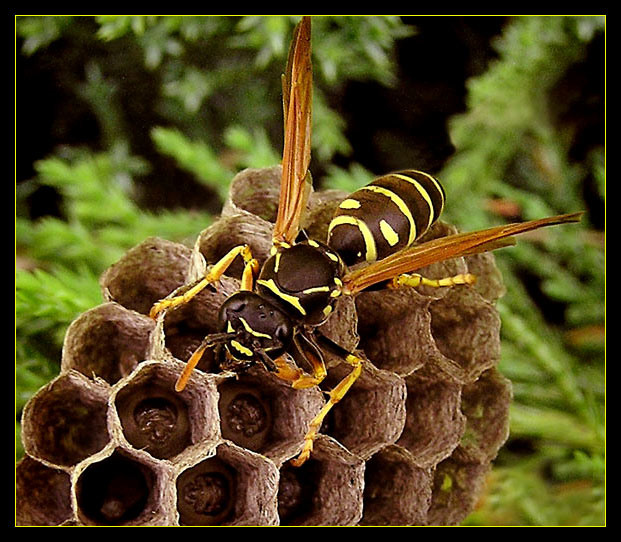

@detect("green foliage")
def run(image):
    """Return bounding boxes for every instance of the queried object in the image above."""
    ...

[438,16,605,525]
[18,15,409,160]
[16,16,604,525]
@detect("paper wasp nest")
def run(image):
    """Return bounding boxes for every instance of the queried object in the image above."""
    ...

[17,167,511,526]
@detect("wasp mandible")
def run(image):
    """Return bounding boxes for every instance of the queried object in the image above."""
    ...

[150,17,581,466]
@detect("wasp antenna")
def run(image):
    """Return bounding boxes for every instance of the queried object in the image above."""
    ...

[175,332,236,392]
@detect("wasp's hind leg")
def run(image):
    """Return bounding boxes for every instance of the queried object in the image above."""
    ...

[289,333,363,467]
[149,244,257,319]
[389,271,476,290]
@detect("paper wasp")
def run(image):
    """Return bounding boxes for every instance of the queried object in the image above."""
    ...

[150,17,581,466]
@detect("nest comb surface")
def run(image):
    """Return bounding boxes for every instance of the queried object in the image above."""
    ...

[17,166,511,526]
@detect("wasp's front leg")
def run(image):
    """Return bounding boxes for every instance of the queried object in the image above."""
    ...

[174,332,234,392]
[271,333,328,390]
[149,244,256,320]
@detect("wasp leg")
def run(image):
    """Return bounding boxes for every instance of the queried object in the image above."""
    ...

[290,333,363,467]
[175,332,235,392]
[150,244,255,319]
[291,333,328,389]
[290,352,362,468]
[389,271,476,290]
[271,334,328,390]
[240,254,260,292]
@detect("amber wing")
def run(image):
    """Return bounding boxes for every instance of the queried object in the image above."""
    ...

[272,16,313,246]
[342,212,583,295]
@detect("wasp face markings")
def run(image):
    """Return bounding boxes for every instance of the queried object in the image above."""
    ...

[327,170,446,266]
[218,291,294,364]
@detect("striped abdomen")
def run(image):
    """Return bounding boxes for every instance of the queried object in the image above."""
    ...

[327,170,445,266]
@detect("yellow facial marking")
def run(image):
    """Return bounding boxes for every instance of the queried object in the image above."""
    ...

[230,340,253,357]
[239,317,272,339]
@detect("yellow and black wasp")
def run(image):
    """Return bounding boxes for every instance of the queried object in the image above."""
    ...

[150,17,581,466]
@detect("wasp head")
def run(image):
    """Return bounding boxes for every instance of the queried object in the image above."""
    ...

[218,291,294,372]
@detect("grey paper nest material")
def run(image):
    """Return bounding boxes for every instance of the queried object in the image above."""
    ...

[17,166,511,526]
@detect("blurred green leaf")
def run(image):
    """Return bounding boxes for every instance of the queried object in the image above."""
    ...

[151,126,232,198]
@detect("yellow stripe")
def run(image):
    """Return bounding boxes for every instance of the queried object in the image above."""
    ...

[326,251,339,262]
[257,278,307,315]
[302,285,331,294]
[379,219,399,246]
[231,340,253,357]
[328,215,377,262]
[361,184,417,245]
[239,317,272,339]
[393,173,436,228]
[414,170,445,209]
[339,198,361,209]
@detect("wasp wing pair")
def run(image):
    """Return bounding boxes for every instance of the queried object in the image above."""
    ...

[273,16,581,296]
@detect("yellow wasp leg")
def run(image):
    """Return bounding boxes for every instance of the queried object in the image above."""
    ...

[272,357,326,390]
[150,244,255,319]
[240,256,260,292]
[389,271,476,290]
[271,339,328,390]
[290,353,363,467]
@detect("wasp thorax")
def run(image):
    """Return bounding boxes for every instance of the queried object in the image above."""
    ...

[256,240,345,326]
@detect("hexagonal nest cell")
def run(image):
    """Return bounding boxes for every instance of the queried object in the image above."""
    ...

[17,167,511,526]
